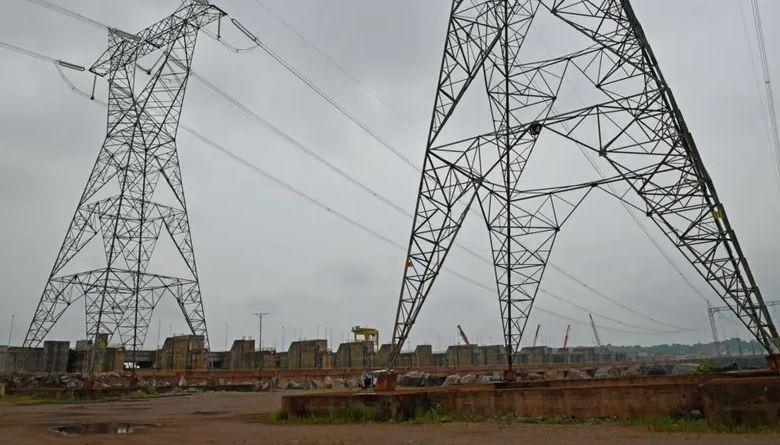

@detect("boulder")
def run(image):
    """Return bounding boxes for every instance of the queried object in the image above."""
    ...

[459,374,477,384]
[594,367,619,379]
[332,378,346,389]
[643,365,666,376]
[399,371,425,387]
[345,378,361,388]
[543,369,562,380]
[565,369,590,380]
[178,375,187,387]
[525,372,543,381]
[478,375,492,384]
[287,380,302,390]
[275,378,289,390]
[422,374,445,387]
[442,375,460,386]
[621,365,642,377]
[322,376,334,389]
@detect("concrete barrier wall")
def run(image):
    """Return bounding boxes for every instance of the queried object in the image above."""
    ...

[282,373,780,425]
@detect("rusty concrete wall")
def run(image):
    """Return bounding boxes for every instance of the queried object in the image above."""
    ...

[282,373,780,424]
[701,376,780,425]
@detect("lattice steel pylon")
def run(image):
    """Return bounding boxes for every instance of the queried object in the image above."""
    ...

[21,1,226,371]
[391,0,780,371]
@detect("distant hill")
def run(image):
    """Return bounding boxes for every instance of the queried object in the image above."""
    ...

[607,337,763,356]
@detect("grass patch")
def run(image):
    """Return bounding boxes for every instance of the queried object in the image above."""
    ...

[260,404,780,435]
[0,393,109,405]
[628,416,780,434]
[264,405,384,425]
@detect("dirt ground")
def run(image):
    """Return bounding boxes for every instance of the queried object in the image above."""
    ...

[1,391,778,445]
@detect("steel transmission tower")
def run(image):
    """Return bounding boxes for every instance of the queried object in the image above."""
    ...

[22,1,226,369]
[391,0,780,372]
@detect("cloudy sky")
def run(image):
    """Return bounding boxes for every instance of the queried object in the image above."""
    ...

[1,0,779,353]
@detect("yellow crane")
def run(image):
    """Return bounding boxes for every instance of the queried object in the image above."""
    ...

[351,326,379,348]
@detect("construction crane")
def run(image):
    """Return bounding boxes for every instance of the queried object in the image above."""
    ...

[588,314,602,347]
[531,324,540,347]
[708,300,779,356]
[351,326,379,348]
[457,325,470,345]
[562,324,571,349]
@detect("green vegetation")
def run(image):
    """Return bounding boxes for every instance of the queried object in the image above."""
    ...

[265,405,383,424]
[628,416,780,434]
[608,337,762,356]
[0,392,110,405]
[691,361,715,375]
[264,406,780,435]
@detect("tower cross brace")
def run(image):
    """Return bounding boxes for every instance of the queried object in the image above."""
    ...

[390,0,780,370]
[22,1,226,371]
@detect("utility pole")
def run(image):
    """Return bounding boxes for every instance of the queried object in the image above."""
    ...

[7,314,14,346]
[253,313,270,352]
[224,323,229,352]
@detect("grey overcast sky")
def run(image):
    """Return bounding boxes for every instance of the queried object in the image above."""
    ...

[1,0,779,352]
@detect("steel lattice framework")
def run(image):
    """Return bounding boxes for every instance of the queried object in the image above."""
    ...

[22,1,225,369]
[391,0,780,370]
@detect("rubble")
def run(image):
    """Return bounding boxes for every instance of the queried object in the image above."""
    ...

[442,375,460,386]
[594,367,619,379]
[671,363,697,375]
[565,369,590,380]
[459,374,477,384]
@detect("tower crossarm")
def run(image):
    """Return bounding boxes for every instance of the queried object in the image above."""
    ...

[90,1,225,76]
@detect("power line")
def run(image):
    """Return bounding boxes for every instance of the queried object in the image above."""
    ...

[250,0,424,132]
[225,16,421,171]
[743,0,780,188]
[531,27,711,305]
[539,289,699,334]
[26,0,108,30]
[15,2,699,333]
[0,39,672,339]
[8,5,711,337]
[737,0,778,187]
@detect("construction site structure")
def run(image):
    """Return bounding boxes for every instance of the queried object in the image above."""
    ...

[351,326,379,349]
[562,325,571,350]
[709,300,779,356]
[531,324,540,347]
[589,314,602,348]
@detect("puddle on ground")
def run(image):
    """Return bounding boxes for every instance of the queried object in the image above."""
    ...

[51,422,158,436]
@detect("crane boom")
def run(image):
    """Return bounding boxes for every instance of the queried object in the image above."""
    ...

[562,324,571,349]
[532,324,540,347]
[589,314,602,347]
[457,325,470,345]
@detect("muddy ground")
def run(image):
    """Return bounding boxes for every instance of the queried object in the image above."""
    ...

[0,391,778,445]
